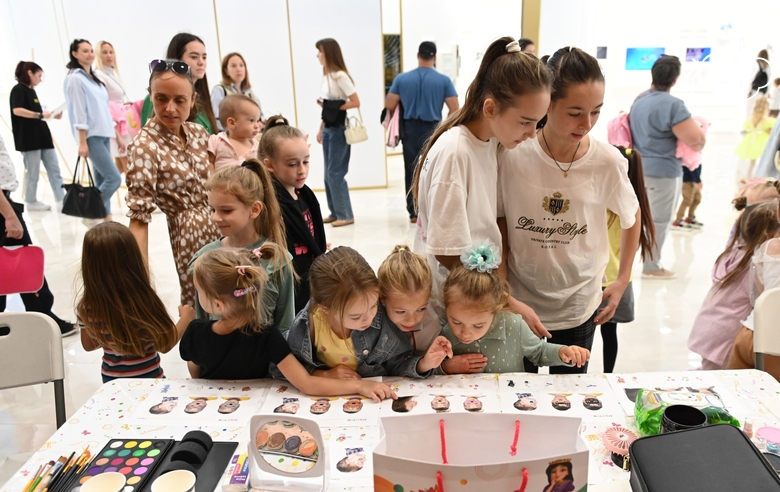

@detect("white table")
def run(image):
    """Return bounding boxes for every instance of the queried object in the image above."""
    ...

[3,370,779,492]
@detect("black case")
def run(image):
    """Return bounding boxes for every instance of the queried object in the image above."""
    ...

[629,424,780,491]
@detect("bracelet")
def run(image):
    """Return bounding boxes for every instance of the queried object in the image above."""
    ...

[37,112,43,119]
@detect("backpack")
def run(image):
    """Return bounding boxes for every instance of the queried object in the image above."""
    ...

[607,111,632,148]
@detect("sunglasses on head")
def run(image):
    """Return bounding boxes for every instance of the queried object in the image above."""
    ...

[149,59,191,77]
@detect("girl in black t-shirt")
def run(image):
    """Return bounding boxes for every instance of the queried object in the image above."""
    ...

[9,61,65,210]
[260,115,327,313]
[182,247,395,402]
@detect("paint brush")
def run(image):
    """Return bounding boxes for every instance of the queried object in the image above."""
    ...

[42,451,73,492]
[27,461,53,492]
[21,464,42,492]
[49,453,81,492]
[39,455,68,492]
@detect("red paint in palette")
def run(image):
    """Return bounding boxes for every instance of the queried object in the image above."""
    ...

[68,438,174,491]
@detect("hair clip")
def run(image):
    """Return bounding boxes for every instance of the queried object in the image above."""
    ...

[252,248,263,259]
[505,40,521,54]
[625,148,633,156]
[568,46,574,52]
[235,265,253,275]
[234,285,256,297]
[460,240,501,274]
[397,246,407,252]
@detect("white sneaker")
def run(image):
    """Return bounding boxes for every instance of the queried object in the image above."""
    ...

[642,268,677,279]
[81,218,103,228]
[25,201,51,211]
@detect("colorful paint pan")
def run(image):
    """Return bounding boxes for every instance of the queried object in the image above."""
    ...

[68,438,174,492]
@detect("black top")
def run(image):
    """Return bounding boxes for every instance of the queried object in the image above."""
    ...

[752,64,769,94]
[179,319,292,379]
[272,178,326,313]
[9,83,54,151]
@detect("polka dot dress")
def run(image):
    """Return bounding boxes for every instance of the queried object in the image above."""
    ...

[125,119,219,306]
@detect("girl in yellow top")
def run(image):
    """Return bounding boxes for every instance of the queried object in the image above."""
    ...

[600,147,657,372]
[282,246,452,379]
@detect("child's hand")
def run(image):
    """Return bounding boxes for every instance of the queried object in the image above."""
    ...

[321,365,362,380]
[559,346,590,368]
[417,336,454,373]
[358,381,398,402]
[178,305,196,324]
[441,353,488,374]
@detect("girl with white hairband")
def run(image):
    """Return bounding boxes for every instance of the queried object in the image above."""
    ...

[412,37,552,367]
[497,46,640,374]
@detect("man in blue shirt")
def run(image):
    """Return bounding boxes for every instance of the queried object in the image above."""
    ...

[385,41,459,222]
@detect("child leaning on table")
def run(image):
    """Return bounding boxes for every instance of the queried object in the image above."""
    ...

[440,243,590,374]
[77,222,194,383]
[180,247,395,402]
[282,246,452,380]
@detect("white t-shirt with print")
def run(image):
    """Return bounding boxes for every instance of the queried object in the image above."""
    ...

[498,137,638,330]
[321,71,356,100]
[414,125,501,315]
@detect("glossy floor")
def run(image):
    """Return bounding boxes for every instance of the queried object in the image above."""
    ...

[0,132,752,484]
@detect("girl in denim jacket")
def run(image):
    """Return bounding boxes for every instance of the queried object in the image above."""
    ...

[284,246,451,379]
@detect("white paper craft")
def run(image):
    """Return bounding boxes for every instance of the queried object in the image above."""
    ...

[258,380,381,426]
[497,373,626,418]
[131,380,269,423]
[45,103,66,119]
[328,444,374,487]
[373,413,589,491]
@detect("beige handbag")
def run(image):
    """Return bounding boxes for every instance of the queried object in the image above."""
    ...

[345,108,368,145]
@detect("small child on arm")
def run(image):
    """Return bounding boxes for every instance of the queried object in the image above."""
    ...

[208,94,261,172]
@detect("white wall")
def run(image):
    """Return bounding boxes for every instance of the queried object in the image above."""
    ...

[538,0,780,139]
[288,0,386,189]
[0,0,386,188]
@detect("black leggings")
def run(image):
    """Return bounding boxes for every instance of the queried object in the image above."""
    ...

[600,322,618,373]
[523,312,597,374]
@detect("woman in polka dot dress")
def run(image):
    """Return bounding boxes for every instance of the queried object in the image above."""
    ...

[126,60,219,306]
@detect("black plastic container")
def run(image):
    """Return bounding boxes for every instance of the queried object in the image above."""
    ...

[630,424,780,491]
[661,405,707,433]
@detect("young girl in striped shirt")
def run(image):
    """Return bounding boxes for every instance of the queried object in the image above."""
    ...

[78,222,193,382]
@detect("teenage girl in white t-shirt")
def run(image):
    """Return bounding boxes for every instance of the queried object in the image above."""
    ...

[497,46,641,374]
[412,36,552,343]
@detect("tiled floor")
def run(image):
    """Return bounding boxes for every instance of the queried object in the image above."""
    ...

[0,130,750,484]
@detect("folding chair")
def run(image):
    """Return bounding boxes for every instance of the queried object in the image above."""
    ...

[0,312,66,427]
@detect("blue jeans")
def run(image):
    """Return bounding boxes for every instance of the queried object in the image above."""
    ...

[321,126,353,220]
[87,136,121,216]
[22,148,65,203]
[402,119,438,217]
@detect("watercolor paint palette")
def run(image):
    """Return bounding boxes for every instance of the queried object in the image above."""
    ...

[256,419,319,465]
[68,438,173,491]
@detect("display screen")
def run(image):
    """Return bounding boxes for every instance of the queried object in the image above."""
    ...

[685,47,711,62]
[625,47,665,70]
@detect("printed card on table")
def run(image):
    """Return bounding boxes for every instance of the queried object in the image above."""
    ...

[497,373,626,418]
[605,372,750,416]
[381,375,500,416]
[130,380,269,424]
[327,444,374,487]
[257,381,381,426]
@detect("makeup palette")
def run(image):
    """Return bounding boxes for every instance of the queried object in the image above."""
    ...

[256,420,319,463]
[69,439,173,491]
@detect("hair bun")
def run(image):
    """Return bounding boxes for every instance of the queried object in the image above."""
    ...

[266,115,289,129]
[733,195,748,211]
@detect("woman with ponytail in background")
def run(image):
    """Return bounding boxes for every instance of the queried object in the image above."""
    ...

[412,37,552,353]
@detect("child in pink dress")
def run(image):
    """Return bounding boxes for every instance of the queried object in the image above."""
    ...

[208,94,260,172]
[688,199,780,369]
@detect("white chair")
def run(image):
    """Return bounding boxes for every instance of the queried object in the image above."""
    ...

[753,287,780,372]
[0,312,66,428]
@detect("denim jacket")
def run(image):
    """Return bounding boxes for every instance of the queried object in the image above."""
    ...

[277,300,431,379]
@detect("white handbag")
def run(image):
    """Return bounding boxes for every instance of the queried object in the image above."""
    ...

[345,108,368,145]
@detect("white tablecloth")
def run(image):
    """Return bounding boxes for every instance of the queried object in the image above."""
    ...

[3,370,780,492]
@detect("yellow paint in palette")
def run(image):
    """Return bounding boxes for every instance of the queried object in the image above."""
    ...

[71,439,174,492]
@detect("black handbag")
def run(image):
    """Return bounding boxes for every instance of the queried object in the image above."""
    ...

[61,157,107,219]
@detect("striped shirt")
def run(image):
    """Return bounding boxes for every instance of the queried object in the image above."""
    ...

[77,315,164,383]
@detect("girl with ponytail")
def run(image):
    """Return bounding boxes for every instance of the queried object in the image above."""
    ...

[189,159,296,331]
[412,36,552,323]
